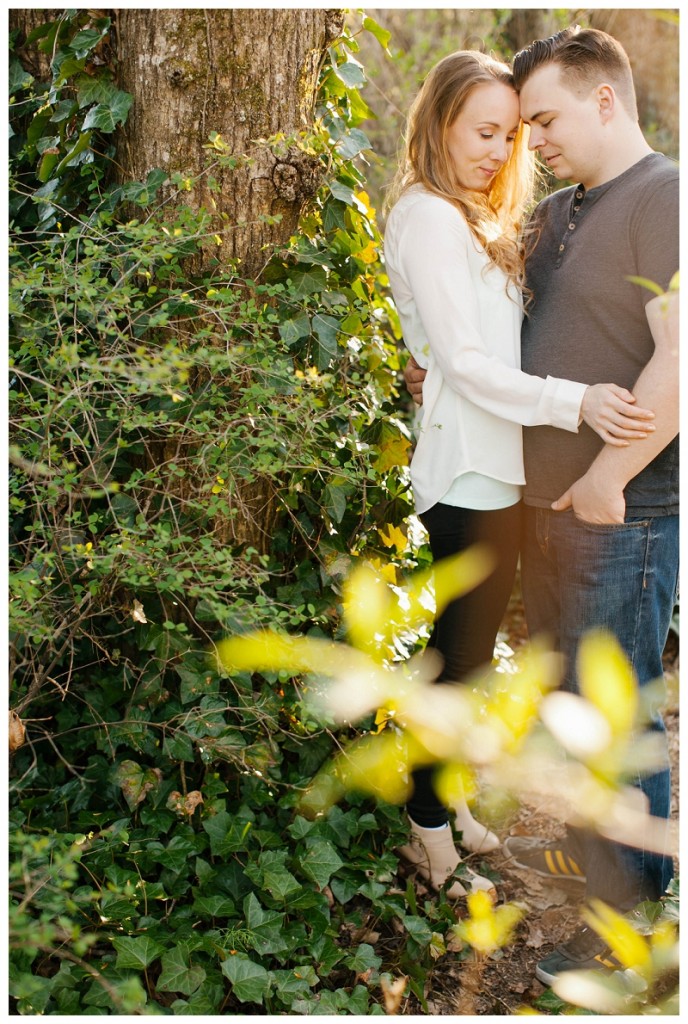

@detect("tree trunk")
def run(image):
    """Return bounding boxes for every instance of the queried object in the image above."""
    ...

[9,9,55,80]
[502,9,553,55]
[115,7,343,280]
[111,9,345,556]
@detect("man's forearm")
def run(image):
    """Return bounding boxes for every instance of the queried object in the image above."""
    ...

[586,291,678,490]
[552,291,678,523]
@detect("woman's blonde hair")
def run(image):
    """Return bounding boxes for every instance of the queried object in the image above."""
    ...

[387,50,535,288]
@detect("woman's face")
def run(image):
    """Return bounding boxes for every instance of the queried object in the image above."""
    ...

[445,80,520,192]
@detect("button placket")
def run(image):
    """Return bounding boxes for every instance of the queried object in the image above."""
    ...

[555,187,585,266]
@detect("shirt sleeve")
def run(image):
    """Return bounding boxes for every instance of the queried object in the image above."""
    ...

[633,174,679,294]
[395,195,587,431]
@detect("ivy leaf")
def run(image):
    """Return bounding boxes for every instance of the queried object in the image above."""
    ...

[243,892,288,955]
[298,839,343,888]
[112,759,162,811]
[9,58,33,95]
[323,479,351,524]
[329,180,355,206]
[175,663,218,704]
[323,199,347,232]
[244,851,302,902]
[49,99,78,123]
[313,313,340,369]
[54,55,88,85]
[112,935,165,971]
[335,128,371,160]
[220,954,270,1004]
[279,314,311,347]
[258,851,301,901]
[400,913,434,948]
[286,815,317,841]
[288,266,327,299]
[82,92,133,132]
[202,811,253,856]
[363,15,392,52]
[372,422,412,472]
[53,130,93,177]
[270,967,316,999]
[333,59,366,89]
[344,942,382,972]
[329,874,359,905]
[170,980,225,1015]
[119,168,169,207]
[69,27,110,58]
[76,74,120,109]
[157,945,206,995]
[192,894,236,919]
[163,731,194,762]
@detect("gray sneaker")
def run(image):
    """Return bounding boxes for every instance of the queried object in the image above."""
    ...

[503,835,586,884]
[535,924,623,985]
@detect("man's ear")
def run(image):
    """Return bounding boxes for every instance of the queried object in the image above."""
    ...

[597,83,615,123]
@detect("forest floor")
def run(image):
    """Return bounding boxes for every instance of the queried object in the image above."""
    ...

[398,594,680,1016]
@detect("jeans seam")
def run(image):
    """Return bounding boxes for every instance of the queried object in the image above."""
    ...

[627,519,653,675]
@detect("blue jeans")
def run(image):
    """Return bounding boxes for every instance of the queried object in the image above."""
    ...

[521,506,678,908]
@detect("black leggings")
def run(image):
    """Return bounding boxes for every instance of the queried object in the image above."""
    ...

[406,500,522,827]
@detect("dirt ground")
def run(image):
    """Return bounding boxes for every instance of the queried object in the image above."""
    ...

[400,597,680,1016]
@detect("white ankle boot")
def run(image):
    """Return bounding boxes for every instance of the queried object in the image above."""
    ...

[398,820,497,900]
[450,798,500,854]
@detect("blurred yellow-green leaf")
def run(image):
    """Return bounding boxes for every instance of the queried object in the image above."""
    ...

[583,899,652,973]
[453,889,524,954]
[577,630,638,737]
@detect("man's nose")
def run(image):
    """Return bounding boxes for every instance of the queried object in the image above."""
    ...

[528,127,543,151]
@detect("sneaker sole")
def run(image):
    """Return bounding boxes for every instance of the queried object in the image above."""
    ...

[534,962,558,986]
[535,952,622,987]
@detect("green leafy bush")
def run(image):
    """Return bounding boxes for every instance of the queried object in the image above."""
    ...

[9,10,431,1014]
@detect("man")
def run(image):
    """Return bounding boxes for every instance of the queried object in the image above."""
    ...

[403,26,678,985]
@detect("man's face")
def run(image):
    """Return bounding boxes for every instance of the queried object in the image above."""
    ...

[518,63,605,187]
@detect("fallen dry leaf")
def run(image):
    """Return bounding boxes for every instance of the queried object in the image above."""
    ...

[526,922,545,948]
[183,790,204,814]
[381,975,407,1014]
[9,710,26,752]
[131,599,147,623]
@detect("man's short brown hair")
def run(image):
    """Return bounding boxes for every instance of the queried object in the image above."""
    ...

[512,26,637,120]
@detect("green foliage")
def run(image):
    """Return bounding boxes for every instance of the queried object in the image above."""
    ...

[8,10,679,1016]
[7,9,441,1015]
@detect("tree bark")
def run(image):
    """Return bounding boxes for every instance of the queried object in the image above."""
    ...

[113,9,344,555]
[115,7,344,280]
[9,9,55,80]
[502,9,553,55]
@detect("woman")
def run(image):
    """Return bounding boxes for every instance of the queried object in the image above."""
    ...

[383,50,654,899]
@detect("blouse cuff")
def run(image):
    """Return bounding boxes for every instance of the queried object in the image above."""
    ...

[546,378,588,432]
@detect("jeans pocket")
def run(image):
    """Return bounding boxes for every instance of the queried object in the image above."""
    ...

[575,517,650,535]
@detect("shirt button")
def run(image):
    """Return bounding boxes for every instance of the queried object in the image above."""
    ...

[559,244,565,251]
[568,222,576,229]
[573,205,580,211]
[576,191,583,198]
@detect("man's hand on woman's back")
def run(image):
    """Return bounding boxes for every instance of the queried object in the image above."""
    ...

[404,355,427,405]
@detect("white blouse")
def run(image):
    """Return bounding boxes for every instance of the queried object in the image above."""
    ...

[384,187,586,514]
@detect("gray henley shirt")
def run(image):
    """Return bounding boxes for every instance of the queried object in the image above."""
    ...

[521,152,679,515]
